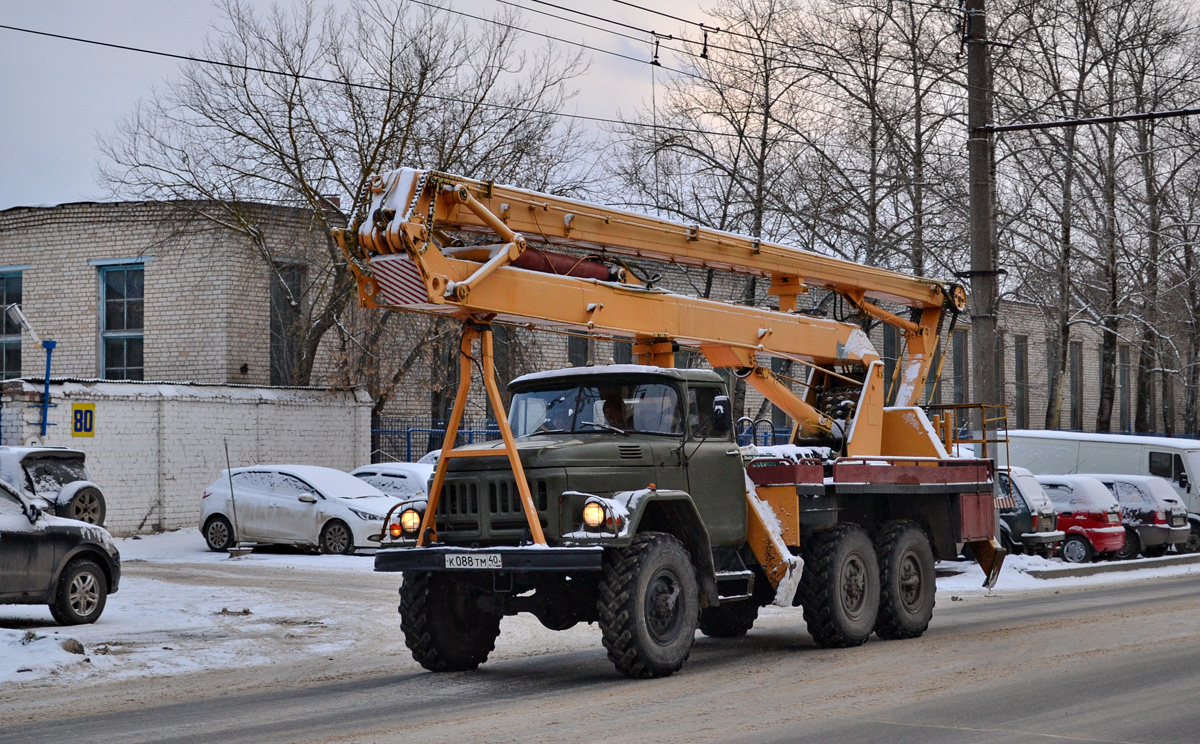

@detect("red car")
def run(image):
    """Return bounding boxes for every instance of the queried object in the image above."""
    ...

[1035,475,1125,563]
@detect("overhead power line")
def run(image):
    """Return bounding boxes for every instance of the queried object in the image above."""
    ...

[984,106,1200,133]
[0,21,946,155]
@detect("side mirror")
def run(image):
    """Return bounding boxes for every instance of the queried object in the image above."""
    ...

[711,395,732,438]
[24,503,42,524]
[1179,473,1190,490]
[298,495,318,504]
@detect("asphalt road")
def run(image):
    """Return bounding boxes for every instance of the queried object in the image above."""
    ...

[5,574,1200,744]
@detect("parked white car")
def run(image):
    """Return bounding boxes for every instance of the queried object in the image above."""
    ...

[200,465,400,554]
[351,462,434,500]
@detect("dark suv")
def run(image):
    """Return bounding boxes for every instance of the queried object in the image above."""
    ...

[0,478,120,624]
[0,446,107,525]
[997,467,1064,557]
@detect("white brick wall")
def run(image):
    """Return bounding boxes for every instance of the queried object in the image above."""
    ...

[0,379,371,536]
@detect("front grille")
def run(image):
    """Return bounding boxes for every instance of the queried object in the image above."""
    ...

[489,479,549,514]
[435,482,479,516]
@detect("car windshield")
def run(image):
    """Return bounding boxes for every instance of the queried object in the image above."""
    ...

[22,456,88,497]
[1011,472,1054,511]
[509,379,683,437]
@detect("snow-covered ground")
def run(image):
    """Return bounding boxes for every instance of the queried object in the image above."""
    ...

[2,530,1198,686]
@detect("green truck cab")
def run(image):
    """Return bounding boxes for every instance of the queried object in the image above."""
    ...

[375,364,992,678]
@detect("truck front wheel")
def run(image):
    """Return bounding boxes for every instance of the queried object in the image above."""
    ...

[874,521,936,640]
[800,524,880,648]
[399,572,501,672]
[598,532,699,678]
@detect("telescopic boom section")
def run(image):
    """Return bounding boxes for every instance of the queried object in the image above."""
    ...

[334,168,966,450]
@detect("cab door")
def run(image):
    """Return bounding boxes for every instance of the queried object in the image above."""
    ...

[684,385,747,547]
[1148,450,1191,503]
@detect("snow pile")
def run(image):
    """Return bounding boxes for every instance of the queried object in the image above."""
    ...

[0,629,91,683]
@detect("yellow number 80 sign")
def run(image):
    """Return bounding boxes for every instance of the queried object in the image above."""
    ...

[72,403,95,437]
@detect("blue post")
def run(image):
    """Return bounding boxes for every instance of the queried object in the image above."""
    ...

[39,341,55,437]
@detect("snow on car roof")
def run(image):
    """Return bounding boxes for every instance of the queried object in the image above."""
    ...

[227,465,384,496]
[1006,429,1200,452]
[510,365,722,386]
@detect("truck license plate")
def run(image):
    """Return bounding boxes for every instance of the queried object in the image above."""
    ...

[444,553,502,569]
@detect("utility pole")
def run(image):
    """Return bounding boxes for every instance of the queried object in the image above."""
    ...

[965,0,999,436]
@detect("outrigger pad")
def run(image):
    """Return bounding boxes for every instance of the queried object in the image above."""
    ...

[968,538,1007,589]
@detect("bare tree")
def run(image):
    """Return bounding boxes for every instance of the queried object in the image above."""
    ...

[100,0,588,407]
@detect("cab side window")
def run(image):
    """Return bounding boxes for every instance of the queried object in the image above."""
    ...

[686,387,726,440]
[1149,451,1188,488]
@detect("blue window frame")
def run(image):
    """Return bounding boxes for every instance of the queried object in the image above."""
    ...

[0,272,21,379]
[100,264,144,380]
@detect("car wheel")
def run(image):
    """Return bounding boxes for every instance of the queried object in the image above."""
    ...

[1113,528,1140,561]
[1179,526,1200,554]
[321,520,354,555]
[204,515,235,552]
[1061,535,1093,564]
[49,559,108,625]
[64,486,106,526]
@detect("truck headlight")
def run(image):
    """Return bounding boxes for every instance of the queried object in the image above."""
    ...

[398,508,423,537]
[582,499,614,531]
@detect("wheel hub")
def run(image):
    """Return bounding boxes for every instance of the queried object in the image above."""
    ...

[898,553,922,609]
[70,573,99,616]
[646,569,683,642]
[842,555,867,616]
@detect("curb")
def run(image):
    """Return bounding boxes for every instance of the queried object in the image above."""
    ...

[1024,552,1200,579]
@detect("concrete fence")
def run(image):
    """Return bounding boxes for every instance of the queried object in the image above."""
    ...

[1,379,372,536]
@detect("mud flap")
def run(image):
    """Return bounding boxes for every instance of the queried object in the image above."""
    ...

[968,538,1007,588]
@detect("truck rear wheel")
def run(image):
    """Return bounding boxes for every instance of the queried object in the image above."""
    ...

[874,521,935,640]
[698,600,758,638]
[800,523,880,648]
[399,572,501,672]
[598,532,699,678]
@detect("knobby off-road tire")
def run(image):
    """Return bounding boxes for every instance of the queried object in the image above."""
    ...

[874,521,936,640]
[698,600,759,638]
[50,559,108,625]
[800,523,880,648]
[598,532,700,678]
[399,571,501,672]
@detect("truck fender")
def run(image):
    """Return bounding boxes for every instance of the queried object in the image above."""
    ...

[626,491,718,607]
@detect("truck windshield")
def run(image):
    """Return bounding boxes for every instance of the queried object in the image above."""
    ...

[510,380,683,437]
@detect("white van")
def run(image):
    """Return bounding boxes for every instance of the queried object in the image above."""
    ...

[998,430,1200,552]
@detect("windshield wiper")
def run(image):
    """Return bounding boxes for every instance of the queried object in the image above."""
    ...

[579,421,629,436]
[528,428,569,436]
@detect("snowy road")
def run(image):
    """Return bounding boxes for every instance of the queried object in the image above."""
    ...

[3,532,1200,743]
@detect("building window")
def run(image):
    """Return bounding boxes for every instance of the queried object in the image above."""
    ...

[612,340,632,364]
[568,334,589,367]
[270,264,305,386]
[1013,335,1028,429]
[100,264,144,381]
[1069,340,1083,430]
[0,272,21,380]
[882,325,899,403]
[1118,345,1131,432]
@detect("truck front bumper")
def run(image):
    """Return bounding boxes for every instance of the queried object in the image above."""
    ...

[374,545,605,573]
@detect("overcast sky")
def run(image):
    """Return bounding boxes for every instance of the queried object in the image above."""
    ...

[0,0,712,210]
